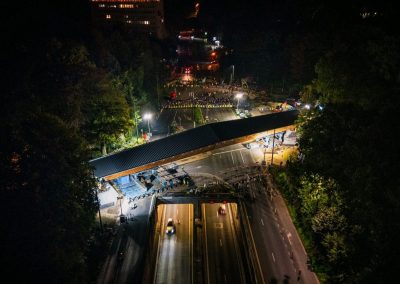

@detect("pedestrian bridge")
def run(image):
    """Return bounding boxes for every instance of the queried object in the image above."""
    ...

[89,110,298,181]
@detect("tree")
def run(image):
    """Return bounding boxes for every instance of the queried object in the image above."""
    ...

[81,70,133,155]
[0,111,97,283]
[193,107,205,125]
[32,39,96,129]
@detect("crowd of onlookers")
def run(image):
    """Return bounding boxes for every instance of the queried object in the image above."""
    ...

[164,91,234,109]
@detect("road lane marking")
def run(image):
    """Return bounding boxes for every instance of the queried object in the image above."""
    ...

[215,223,223,229]
[219,239,222,247]
[261,219,264,226]
[212,148,243,155]
[230,151,235,164]
[189,204,193,284]
[239,150,245,164]
[242,204,266,284]
[228,203,246,284]
[287,232,292,245]
[272,252,276,263]
[202,205,210,284]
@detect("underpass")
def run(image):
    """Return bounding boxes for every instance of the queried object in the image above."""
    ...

[202,203,245,284]
[151,200,252,284]
[154,204,193,284]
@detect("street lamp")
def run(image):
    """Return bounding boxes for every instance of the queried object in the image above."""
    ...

[143,112,152,134]
[117,196,124,216]
[95,183,104,233]
[235,93,243,112]
[262,145,267,166]
[271,129,276,165]
[230,65,235,85]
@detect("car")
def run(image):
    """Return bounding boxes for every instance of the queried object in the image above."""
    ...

[245,142,260,149]
[166,218,175,234]
[218,205,226,215]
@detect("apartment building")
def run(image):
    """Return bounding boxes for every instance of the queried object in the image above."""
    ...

[90,0,166,38]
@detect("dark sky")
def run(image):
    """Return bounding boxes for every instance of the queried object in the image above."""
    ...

[164,0,304,37]
[3,0,398,44]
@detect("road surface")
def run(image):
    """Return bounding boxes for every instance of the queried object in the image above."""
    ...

[183,143,319,284]
[97,197,152,284]
[154,204,193,284]
[202,203,246,284]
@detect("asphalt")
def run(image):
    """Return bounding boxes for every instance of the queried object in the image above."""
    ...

[154,204,193,284]
[97,196,153,284]
[96,142,318,284]
[202,203,245,284]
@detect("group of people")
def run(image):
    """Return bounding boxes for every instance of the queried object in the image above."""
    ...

[164,92,233,109]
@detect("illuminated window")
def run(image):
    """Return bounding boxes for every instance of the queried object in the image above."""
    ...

[106,14,111,19]
[98,4,105,8]
[120,4,136,8]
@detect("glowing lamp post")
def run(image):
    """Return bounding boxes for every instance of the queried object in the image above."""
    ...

[143,113,152,134]
[235,93,243,112]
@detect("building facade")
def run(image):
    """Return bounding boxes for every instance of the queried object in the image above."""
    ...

[90,0,166,38]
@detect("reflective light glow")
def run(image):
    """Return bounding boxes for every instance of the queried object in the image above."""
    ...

[143,113,152,120]
[120,4,137,8]
[181,74,194,82]
[235,93,244,99]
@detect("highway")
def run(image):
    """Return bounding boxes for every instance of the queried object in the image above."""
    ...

[99,142,318,284]
[183,144,257,175]
[202,203,245,284]
[243,177,319,284]
[184,143,319,283]
[154,204,193,284]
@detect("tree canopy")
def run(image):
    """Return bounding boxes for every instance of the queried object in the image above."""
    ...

[1,1,165,282]
[278,4,400,281]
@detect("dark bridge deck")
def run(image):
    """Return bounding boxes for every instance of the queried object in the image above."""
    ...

[90,110,298,180]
